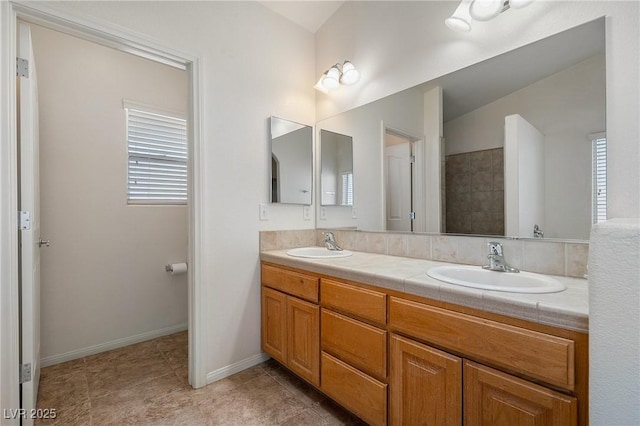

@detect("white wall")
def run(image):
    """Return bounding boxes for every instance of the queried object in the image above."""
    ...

[315,1,639,422]
[30,24,189,362]
[589,219,640,426]
[318,86,424,230]
[445,54,605,239]
[31,0,316,379]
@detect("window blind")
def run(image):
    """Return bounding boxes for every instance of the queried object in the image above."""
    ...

[341,172,354,206]
[126,107,187,204]
[592,136,606,223]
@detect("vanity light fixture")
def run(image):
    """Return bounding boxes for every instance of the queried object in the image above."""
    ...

[314,61,361,93]
[445,0,534,32]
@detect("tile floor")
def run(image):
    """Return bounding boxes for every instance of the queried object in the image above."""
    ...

[36,331,365,425]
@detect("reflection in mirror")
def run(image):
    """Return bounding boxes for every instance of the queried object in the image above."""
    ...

[320,130,354,206]
[269,117,313,205]
[316,18,605,241]
[384,128,422,232]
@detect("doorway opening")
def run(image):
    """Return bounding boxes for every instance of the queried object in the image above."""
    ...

[5,3,205,419]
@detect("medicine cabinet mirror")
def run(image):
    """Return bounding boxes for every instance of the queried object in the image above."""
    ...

[320,129,354,206]
[269,116,313,205]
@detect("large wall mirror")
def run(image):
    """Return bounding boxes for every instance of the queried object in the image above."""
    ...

[316,17,605,241]
[269,116,313,205]
[320,129,354,206]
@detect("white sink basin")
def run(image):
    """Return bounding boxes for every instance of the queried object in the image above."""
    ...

[427,265,566,293]
[286,247,353,259]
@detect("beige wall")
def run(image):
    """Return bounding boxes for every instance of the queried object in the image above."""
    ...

[31,24,189,362]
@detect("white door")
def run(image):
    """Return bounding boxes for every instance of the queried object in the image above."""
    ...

[18,21,42,424]
[385,142,412,231]
[504,114,545,237]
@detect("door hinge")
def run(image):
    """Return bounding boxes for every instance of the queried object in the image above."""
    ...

[410,155,416,164]
[16,57,29,78]
[409,211,416,220]
[18,211,31,231]
[19,363,32,384]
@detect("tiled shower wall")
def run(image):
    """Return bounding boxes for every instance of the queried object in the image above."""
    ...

[445,148,504,235]
[259,229,589,279]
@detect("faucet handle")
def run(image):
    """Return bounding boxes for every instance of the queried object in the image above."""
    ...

[487,241,503,256]
[323,231,335,241]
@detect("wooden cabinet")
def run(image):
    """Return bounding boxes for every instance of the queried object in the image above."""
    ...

[260,262,587,425]
[261,265,320,386]
[464,360,577,426]
[390,334,462,426]
[390,334,577,426]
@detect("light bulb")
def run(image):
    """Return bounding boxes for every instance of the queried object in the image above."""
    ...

[469,0,503,21]
[445,0,472,32]
[508,0,533,9]
[321,65,341,91]
[313,77,329,93]
[340,61,360,85]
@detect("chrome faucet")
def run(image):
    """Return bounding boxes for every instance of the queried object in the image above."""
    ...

[322,231,343,251]
[483,242,519,273]
[533,224,544,238]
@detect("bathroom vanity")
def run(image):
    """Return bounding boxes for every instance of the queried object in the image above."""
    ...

[260,249,588,426]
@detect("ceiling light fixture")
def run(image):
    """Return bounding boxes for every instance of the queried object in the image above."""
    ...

[445,0,534,32]
[314,61,361,93]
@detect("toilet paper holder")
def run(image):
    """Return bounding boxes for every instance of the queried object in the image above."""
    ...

[165,263,188,274]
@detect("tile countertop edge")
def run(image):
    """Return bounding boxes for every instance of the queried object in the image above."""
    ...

[259,249,589,334]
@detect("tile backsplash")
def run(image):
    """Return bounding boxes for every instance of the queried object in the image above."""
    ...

[259,229,588,279]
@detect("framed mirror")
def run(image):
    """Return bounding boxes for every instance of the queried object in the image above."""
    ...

[316,17,605,241]
[269,116,313,205]
[320,129,354,206]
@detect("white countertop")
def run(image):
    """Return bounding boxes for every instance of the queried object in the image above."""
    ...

[260,249,589,333]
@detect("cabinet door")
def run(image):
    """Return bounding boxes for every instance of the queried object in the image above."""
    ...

[287,297,320,386]
[390,334,462,426]
[261,287,287,363]
[464,360,577,426]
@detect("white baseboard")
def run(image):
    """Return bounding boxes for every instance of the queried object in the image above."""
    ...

[40,323,188,368]
[206,352,271,384]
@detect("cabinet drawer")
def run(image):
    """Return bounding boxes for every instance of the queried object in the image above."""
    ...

[321,352,388,426]
[321,279,387,326]
[389,297,575,390]
[262,264,319,302]
[321,309,387,381]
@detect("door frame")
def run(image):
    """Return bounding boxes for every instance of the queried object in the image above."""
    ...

[0,1,206,417]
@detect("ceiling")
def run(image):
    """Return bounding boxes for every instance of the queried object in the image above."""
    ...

[259,1,344,33]
[422,17,606,122]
